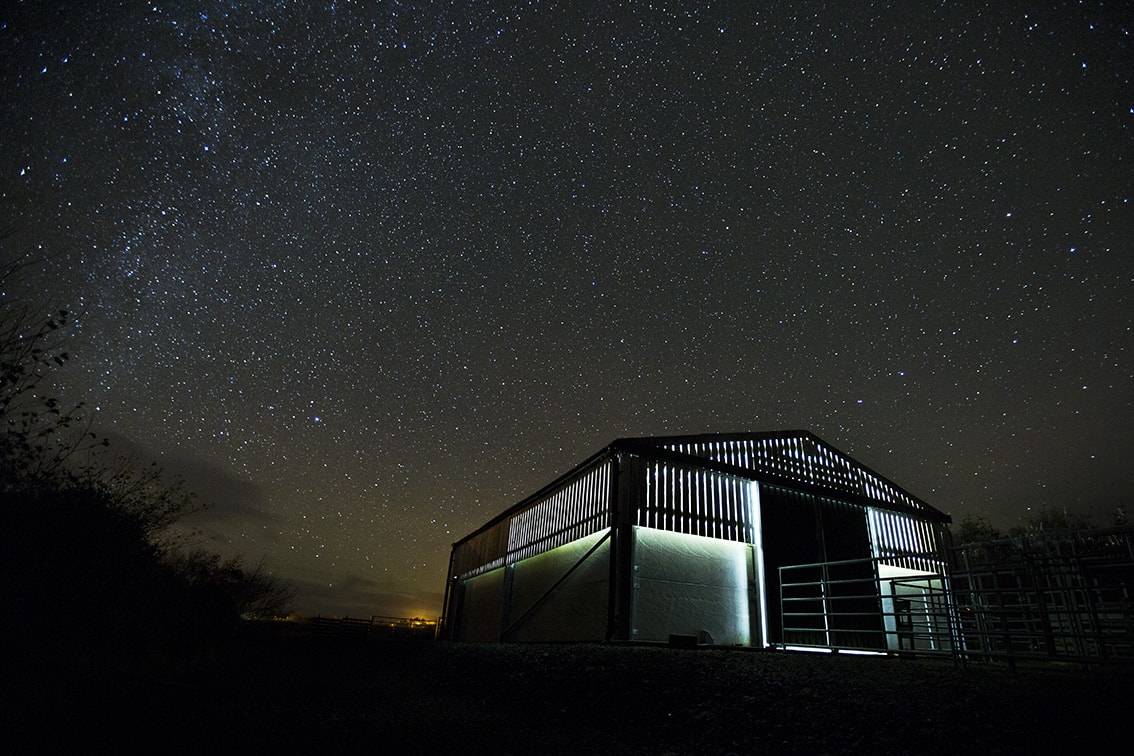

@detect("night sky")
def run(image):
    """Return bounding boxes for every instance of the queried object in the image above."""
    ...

[2,2,1131,619]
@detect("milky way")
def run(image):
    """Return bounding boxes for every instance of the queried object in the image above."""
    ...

[2,2,1131,617]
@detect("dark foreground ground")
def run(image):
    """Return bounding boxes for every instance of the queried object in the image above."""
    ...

[8,624,1131,755]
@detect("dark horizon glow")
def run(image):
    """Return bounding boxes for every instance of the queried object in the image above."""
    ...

[2,2,1131,618]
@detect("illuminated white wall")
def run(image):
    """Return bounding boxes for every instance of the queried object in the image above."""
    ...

[631,527,753,646]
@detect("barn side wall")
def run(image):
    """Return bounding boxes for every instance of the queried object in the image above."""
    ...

[453,530,611,642]
[505,529,610,642]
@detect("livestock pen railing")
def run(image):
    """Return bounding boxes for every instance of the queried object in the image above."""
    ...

[778,530,1134,665]
[950,537,1134,665]
[778,558,954,656]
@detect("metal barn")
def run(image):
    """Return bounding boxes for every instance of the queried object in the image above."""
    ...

[441,431,953,650]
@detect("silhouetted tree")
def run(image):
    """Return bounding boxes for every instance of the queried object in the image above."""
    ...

[168,549,297,620]
[1,305,86,485]
[1009,507,1093,536]
[951,513,1004,545]
[2,254,294,652]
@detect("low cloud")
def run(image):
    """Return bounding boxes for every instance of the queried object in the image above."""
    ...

[95,429,275,545]
[292,572,444,620]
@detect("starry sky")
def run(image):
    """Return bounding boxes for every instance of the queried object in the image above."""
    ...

[2,1,1132,619]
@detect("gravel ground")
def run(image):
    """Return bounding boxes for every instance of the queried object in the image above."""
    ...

[9,629,1130,754]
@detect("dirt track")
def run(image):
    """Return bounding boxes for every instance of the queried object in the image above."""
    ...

[9,630,1130,754]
